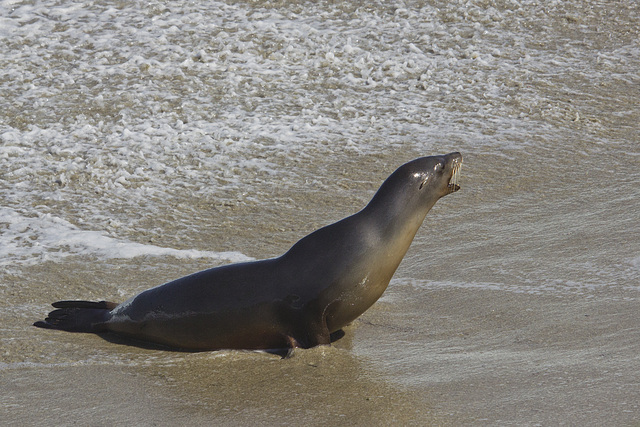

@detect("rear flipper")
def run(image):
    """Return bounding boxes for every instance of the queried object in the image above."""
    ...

[33,300,117,333]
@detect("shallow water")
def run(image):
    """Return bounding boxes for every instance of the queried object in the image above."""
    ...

[1,0,639,424]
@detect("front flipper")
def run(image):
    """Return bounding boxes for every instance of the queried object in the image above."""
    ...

[288,314,332,350]
[270,330,330,359]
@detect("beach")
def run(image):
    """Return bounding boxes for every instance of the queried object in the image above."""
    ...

[1,0,639,424]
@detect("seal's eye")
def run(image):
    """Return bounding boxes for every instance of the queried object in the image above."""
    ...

[434,162,445,174]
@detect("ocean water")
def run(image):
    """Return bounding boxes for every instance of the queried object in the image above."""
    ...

[1,0,639,424]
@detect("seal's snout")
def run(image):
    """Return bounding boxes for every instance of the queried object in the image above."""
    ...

[447,153,462,194]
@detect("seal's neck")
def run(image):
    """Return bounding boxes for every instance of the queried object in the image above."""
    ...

[362,191,438,244]
[358,194,439,279]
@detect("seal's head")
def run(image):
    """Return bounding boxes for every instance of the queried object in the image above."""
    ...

[415,152,463,197]
[362,152,462,230]
[369,151,462,206]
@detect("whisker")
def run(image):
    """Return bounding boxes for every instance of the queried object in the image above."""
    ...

[448,161,461,193]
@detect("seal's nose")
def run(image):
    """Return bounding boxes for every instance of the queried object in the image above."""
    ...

[446,152,463,165]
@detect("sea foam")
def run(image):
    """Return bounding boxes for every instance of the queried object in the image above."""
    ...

[0,207,252,266]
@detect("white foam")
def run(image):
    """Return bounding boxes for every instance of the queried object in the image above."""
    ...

[0,207,252,266]
[2,0,635,215]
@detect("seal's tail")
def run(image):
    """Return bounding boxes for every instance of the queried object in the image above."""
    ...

[33,300,117,333]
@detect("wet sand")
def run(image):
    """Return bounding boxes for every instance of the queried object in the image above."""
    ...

[3,257,640,425]
[361,286,640,424]
[1,348,437,426]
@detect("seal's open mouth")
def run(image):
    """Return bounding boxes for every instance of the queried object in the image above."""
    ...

[447,160,462,193]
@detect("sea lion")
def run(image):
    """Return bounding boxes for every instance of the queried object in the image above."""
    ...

[34,152,462,352]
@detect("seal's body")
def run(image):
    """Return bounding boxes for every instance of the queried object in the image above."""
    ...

[35,153,462,351]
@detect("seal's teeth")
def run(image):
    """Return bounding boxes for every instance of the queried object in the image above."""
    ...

[449,163,461,189]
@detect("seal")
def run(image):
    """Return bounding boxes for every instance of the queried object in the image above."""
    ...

[34,152,462,352]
